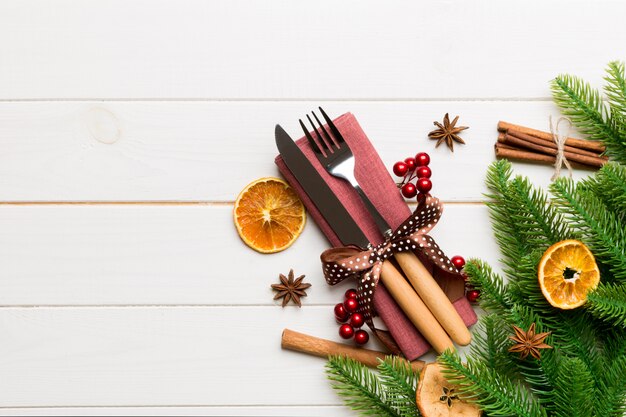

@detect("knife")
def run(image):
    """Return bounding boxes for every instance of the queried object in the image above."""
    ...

[275,125,455,354]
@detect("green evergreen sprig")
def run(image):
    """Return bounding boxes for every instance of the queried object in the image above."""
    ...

[441,160,626,417]
[586,283,626,327]
[325,355,420,417]
[551,61,626,163]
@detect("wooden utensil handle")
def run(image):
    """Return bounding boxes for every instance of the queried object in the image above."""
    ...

[394,252,472,346]
[281,328,425,372]
[379,261,455,353]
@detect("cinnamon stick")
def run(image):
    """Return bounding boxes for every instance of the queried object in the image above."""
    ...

[494,143,595,169]
[498,121,606,153]
[281,328,425,372]
[499,133,607,168]
[504,131,608,160]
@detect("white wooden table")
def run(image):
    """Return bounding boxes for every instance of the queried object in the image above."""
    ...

[0,1,624,415]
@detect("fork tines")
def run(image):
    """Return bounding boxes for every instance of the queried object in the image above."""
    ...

[299,107,345,156]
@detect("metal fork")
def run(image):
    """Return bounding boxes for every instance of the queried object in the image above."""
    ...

[300,107,471,348]
[299,108,392,238]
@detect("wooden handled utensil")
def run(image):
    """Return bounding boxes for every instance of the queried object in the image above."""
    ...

[301,108,471,348]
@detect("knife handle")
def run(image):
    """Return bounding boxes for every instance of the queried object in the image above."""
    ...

[379,261,455,354]
[394,252,472,346]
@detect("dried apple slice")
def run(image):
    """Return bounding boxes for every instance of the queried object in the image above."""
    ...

[416,363,481,417]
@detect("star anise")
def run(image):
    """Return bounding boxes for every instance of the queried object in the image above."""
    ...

[439,386,460,408]
[428,113,469,152]
[508,323,552,360]
[271,269,311,307]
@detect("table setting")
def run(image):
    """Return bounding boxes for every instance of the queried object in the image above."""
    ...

[1,2,626,416]
[232,63,626,416]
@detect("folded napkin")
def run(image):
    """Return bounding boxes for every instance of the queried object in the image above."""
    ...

[275,112,476,360]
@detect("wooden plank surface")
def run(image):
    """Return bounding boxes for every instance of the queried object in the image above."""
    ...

[0,204,499,305]
[0,101,591,202]
[0,1,624,100]
[0,0,622,415]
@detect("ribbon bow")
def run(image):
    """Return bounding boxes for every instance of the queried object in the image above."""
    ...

[321,195,459,325]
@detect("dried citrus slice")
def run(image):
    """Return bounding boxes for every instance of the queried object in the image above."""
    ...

[417,363,481,417]
[538,239,600,309]
[234,177,305,254]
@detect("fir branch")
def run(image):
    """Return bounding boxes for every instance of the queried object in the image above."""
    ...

[325,356,419,417]
[469,314,517,380]
[551,358,595,417]
[377,357,419,417]
[464,259,511,313]
[582,162,626,220]
[587,283,626,327]
[550,177,626,283]
[485,161,574,283]
[595,355,626,416]
[439,352,548,417]
[605,61,626,118]
[551,73,626,163]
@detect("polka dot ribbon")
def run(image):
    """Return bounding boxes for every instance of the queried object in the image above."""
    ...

[320,195,458,326]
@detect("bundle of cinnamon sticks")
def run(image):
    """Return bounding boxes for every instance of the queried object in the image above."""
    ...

[495,121,608,169]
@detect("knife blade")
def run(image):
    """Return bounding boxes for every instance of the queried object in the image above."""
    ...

[275,124,369,248]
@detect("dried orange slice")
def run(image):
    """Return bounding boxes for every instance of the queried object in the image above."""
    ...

[538,239,600,309]
[417,363,481,417]
[234,177,305,254]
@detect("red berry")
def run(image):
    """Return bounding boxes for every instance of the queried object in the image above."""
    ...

[416,193,427,204]
[344,298,359,314]
[467,289,480,303]
[344,289,358,300]
[339,324,355,339]
[354,330,369,345]
[393,162,408,177]
[415,152,430,166]
[401,182,417,198]
[349,313,365,328]
[416,178,432,193]
[416,166,432,179]
[404,157,416,171]
[451,255,466,269]
[334,303,349,322]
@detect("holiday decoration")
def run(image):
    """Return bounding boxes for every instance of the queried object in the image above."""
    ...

[416,363,481,417]
[282,329,424,371]
[326,355,421,417]
[465,289,480,303]
[495,121,607,171]
[439,160,626,417]
[354,330,369,345]
[552,61,626,165]
[537,239,600,309]
[234,177,306,253]
[392,152,434,199]
[508,323,552,360]
[339,323,355,339]
[270,269,310,307]
[334,303,350,322]
[333,289,369,344]
[428,113,468,152]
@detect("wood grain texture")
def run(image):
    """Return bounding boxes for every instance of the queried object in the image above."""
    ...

[0,204,499,305]
[0,1,622,414]
[0,406,349,416]
[0,306,387,408]
[0,101,593,202]
[0,1,624,99]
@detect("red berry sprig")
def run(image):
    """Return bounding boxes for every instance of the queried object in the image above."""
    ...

[392,152,433,200]
[333,288,369,345]
[451,255,481,303]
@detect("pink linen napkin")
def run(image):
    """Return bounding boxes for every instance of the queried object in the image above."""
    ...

[275,112,477,360]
